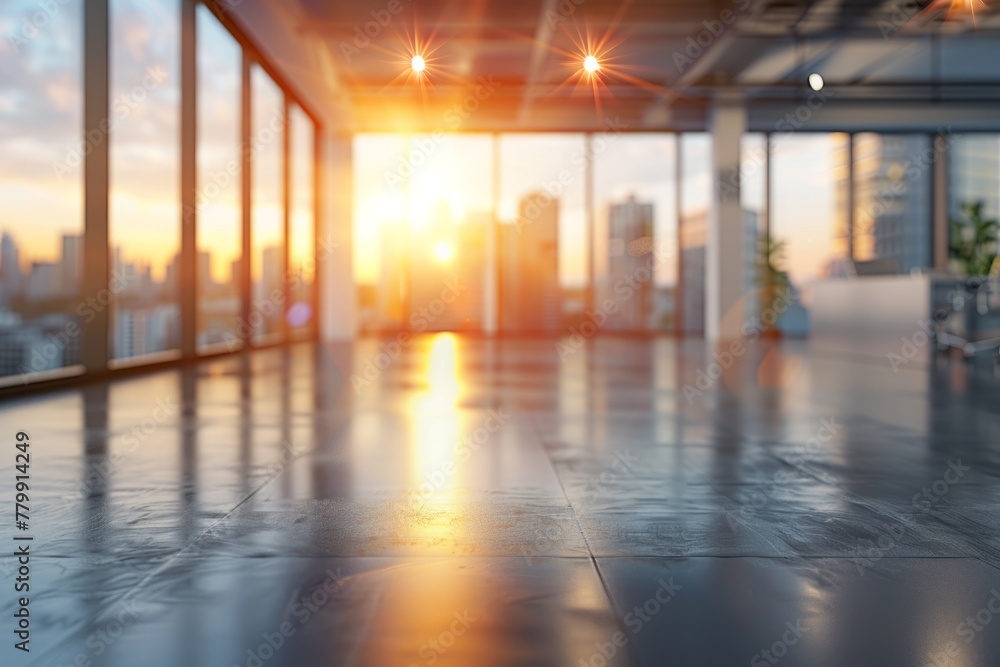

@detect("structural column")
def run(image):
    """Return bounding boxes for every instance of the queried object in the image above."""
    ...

[83,0,110,372]
[319,132,356,341]
[179,0,197,357]
[706,91,747,341]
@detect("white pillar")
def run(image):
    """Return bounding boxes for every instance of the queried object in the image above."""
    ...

[706,92,747,341]
[320,132,356,341]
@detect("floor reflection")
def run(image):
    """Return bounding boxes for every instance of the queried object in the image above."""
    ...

[2,336,1000,666]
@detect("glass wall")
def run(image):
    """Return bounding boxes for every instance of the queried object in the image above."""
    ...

[499,134,587,332]
[679,133,711,335]
[250,65,285,344]
[288,104,315,339]
[741,133,767,320]
[196,5,242,353]
[0,0,84,384]
[108,0,181,364]
[353,134,406,331]
[592,134,677,332]
[0,0,318,389]
[948,135,1000,275]
[407,134,493,332]
[853,133,933,274]
[768,133,848,335]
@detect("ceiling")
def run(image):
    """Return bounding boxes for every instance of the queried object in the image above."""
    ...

[238,0,1000,131]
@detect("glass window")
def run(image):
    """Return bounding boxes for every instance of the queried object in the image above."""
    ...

[499,134,587,332]
[353,134,406,331]
[250,65,285,344]
[0,0,84,384]
[853,133,932,274]
[288,104,315,339]
[109,0,181,365]
[679,133,711,335]
[196,5,242,353]
[948,134,999,275]
[769,133,849,335]
[592,134,677,332]
[741,133,767,321]
[405,134,493,332]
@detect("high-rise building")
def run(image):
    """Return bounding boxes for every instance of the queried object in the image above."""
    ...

[851,134,933,273]
[0,232,22,299]
[25,262,61,302]
[61,233,82,297]
[499,192,560,332]
[949,136,1000,221]
[377,221,408,329]
[606,196,654,331]
[680,208,759,334]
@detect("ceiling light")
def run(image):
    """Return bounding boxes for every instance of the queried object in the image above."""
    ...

[808,72,824,92]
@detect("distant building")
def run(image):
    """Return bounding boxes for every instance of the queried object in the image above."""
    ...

[61,234,82,297]
[606,196,654,331]
[1,232,22,299]
[949,135,1000,222]
[499,192,561,333]
[680,208,758,335]
[851,134,933,273]
[25,262,61,302]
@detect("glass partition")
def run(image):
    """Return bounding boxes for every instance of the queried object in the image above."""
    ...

[109,0,181,364]
[196,4,242,352]
[0,0,84,384]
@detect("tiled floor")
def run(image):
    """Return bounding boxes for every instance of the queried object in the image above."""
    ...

[2,334,1000,666]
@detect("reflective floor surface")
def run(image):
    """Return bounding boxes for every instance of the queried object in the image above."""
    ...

[2,334,1000,666]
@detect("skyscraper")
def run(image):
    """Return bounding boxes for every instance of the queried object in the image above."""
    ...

[851,134,933,273]
[0,232,21,298]
[499,191,560,333]
[61,233,82,297]
[606,196,654,331]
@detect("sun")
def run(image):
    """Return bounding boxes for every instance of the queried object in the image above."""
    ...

[433,241,454,262]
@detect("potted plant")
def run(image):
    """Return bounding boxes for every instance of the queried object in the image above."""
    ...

[756,236,790,338]
[949,201,998,277]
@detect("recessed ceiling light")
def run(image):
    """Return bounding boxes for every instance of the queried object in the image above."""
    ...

[808,72,824,91]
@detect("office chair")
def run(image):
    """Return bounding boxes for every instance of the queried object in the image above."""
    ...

[932,258,1000,366]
